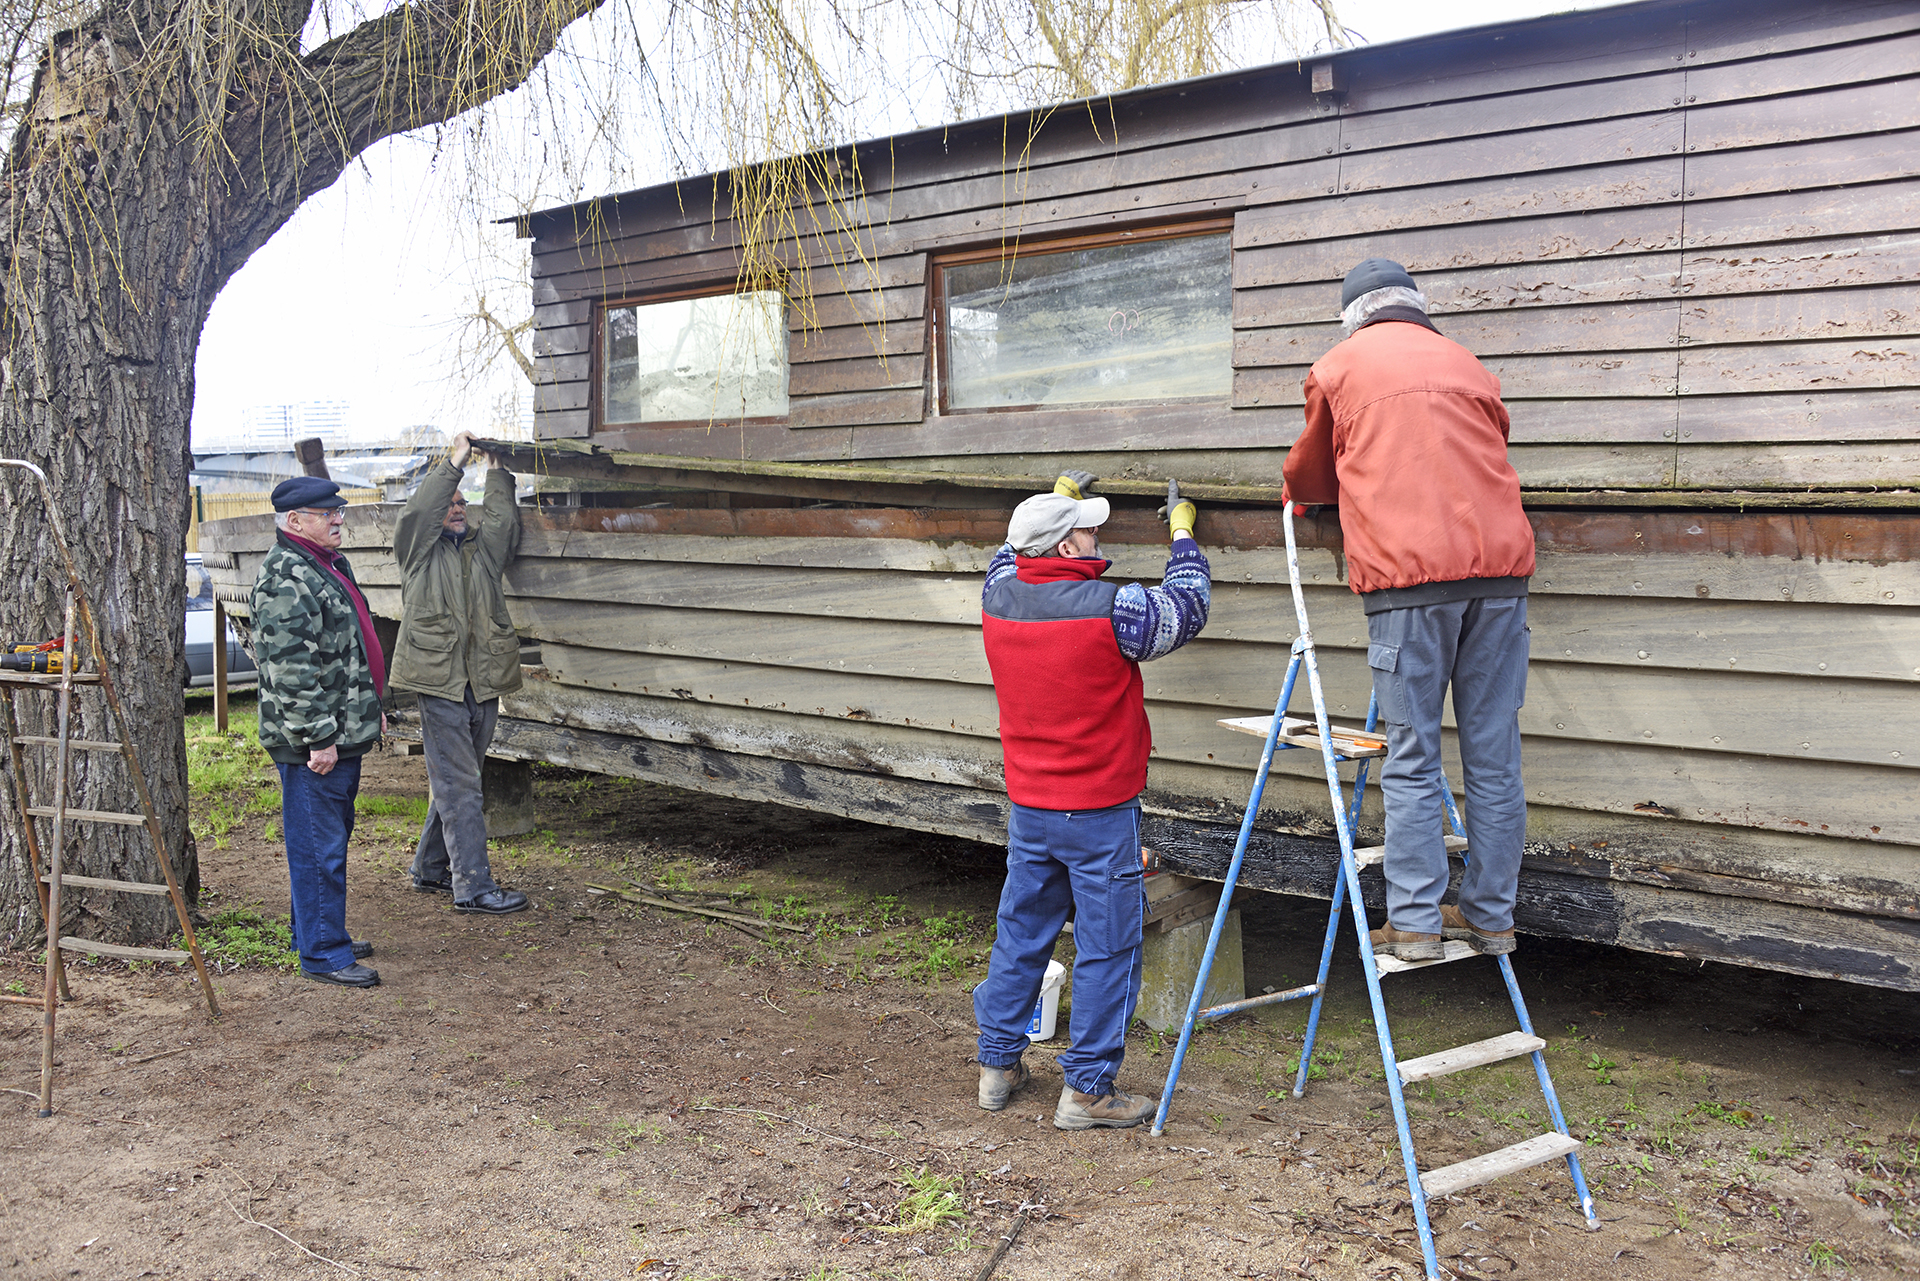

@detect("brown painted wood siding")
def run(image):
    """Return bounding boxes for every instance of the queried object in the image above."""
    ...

[525,0,1920,491]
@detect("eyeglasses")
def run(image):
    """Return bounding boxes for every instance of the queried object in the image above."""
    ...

[296,508,347,523]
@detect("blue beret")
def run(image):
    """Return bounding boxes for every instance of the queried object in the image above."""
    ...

[1340,258,1418,309]
[271,476,347,512]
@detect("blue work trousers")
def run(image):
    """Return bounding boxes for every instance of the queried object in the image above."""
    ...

[975,802,1144,1097]
[277,755,363,974]
[1367,596,1529,936]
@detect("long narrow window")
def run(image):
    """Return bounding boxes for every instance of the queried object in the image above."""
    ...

[602,289,789,426]
[937,226,1232,412]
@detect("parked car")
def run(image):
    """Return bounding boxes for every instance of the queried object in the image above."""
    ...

[185,554,257,689]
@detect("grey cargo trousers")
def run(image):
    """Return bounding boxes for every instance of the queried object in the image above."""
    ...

[408,686,502,902]
[1365,596,1530,936]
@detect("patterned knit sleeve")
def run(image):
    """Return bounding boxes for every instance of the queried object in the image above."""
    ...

[981,542,1019,608]
[1111,540,1212,662]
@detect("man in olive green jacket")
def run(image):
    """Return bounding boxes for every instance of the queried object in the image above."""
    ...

[392,432,529,914]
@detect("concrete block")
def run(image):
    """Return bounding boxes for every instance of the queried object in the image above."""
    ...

[482,756,537,838]
[1135,910,1244,1033]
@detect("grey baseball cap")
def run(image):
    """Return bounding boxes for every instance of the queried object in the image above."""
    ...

[1006,492,1110,557]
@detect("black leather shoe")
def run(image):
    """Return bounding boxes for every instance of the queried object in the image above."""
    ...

[304,962,380,988]
[411,876,453,894]
[350,939,374,960]
[454,889,530,915]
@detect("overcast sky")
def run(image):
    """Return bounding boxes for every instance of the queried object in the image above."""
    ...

[188,0,1621,448]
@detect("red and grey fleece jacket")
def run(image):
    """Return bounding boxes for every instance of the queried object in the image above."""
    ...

[981,539,1211,811]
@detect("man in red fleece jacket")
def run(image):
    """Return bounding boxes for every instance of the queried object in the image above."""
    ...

[973,471,1211,1129]
[1282,258,1536,963]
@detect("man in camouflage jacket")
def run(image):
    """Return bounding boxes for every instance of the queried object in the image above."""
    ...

[251,477,386,987]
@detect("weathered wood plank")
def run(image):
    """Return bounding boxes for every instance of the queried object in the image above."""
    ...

[1686,75,1920,154]
[846,404,1295,459]
[789,319,926,363]
[1234,204,1684,292]
[1676,338,1920,397]
[1683,128,1920,204]
[1241,157,1684,247]
[498,676,1006,790]
[1675,443,1920,491]
[1674,390,1920,444]
[788,389,926,430]
[1339,112,1684,196]
[1235,252,1685,330]
[480,703,1920,989]
[788,354,924,398]
[1234,348,1678,407]
[1235,300,1684,370]
[521,608,1917,770]
[1678,281,1920,347]
[536,408,592,440]
[1684,177,1920,251]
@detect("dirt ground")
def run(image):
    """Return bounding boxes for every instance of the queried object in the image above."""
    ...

[4,716,1918,1281]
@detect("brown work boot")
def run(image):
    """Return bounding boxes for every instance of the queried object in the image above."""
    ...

[1440,905,1517,955]
[1369,922,1444,961]
[978,1059,1030,1111]
[1053,1086,1157,1130]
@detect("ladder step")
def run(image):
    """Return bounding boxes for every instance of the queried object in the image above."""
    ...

[14,735,125,752]
[0,672,101,686]
[1374,939,1481,975]
[1353,835,1469,869]
[1217,715,1387,758]
[26,806,149,826]
[0,991,45,1006]
[42,873,172,896]
[1421,1132,1583,1198]
[57,936,189,963]
[1398,1031,1546,1083]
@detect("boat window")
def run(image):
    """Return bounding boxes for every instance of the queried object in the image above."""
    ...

[602,289,789,426]
[936,227,1232,412]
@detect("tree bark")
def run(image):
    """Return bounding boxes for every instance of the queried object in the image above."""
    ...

[0,0,602,948]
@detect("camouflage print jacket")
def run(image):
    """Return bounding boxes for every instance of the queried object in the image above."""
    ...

[250,532,383,765]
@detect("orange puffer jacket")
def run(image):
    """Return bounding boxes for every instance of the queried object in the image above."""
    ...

[1282,317,1535,598]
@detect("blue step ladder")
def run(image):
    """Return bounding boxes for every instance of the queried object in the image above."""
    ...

[1150,501,1598,1279]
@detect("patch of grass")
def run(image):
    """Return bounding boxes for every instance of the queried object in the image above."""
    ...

[1690,1100,1768,1128]
[185,704,279,847]
[356,793,430,823]
[886,1167,965,1234]
[1809,1240,1848,1271]
[177,906,296,971]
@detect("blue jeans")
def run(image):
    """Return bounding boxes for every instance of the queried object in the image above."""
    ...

[974,802,1144,1096]
[277,755,362,974]
[1367,596,1529,935]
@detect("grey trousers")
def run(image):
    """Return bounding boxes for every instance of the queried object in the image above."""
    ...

[1366,596,1529,935]
[409,687,502,902]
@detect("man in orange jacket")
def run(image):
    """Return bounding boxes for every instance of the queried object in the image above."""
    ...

[1281,259,1536,962]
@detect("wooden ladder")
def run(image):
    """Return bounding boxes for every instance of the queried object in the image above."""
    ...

[0,459,218,1119]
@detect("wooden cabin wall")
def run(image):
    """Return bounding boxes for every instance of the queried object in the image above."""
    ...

[200,501,1920,989]
[525,0,1920,495]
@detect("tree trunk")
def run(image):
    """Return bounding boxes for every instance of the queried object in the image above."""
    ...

[0,0,601,948]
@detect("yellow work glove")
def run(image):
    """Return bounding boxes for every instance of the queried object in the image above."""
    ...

[1053,469,1098,500]
[1158,478,1198,542]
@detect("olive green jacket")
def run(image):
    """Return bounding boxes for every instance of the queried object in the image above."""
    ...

[388,459,523,702]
